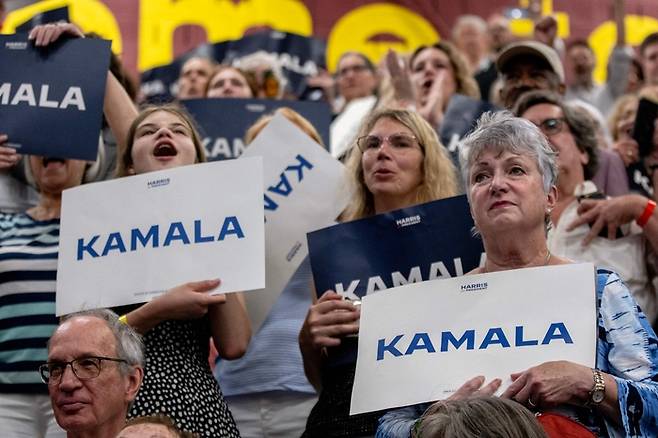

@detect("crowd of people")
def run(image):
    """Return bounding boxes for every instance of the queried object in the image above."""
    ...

[2,1,658,437]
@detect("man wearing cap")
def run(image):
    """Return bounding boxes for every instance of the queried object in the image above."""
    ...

[496,40,565,109]
[41,309,144,438]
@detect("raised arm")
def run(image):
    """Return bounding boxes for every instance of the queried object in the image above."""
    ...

[28,22,138,153]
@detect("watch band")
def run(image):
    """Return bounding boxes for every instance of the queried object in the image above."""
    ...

[588,368,605,405]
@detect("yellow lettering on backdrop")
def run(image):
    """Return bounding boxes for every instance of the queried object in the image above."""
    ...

[326,3,439,72]
[2,0,122,54]
[138,0,312,71]
[590,15,658,84]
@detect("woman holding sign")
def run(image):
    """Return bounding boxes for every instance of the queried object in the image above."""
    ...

[114,105,251,438]
[0,22,139,437]
[299,108,459,437]
[377,111,658,437]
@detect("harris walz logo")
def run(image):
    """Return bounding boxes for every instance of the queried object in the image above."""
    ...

[147,177,170,188]
[460,281,488,292]
[5,41,28,50]
[395,214,421,228]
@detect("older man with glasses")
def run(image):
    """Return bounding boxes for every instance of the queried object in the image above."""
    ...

[40,309,144,438]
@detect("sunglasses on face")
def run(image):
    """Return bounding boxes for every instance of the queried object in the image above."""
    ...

[356,133,422,153]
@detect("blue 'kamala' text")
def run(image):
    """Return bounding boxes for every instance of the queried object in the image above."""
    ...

[376,322,573,361]
[77,217,244,261]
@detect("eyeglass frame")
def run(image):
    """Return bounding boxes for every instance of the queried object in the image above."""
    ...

[39,356,127,385]
[532,117,566,137]
[336,64,371,78]
[356,132,424,154]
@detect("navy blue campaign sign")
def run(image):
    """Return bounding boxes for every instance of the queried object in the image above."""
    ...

[0,35,111,160]
[182,98,331,160]
[141,31,326,103]
[307,195,485,366]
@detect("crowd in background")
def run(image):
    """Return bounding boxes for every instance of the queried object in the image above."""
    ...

[2,0,658,437]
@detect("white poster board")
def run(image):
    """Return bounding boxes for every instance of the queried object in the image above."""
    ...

[240,114,349,331]
[57,158,265,315]
[351,263,597,414]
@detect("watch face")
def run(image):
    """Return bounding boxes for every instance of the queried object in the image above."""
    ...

[592,390,605,404]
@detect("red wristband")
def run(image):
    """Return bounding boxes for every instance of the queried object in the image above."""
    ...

[636,200,656,227]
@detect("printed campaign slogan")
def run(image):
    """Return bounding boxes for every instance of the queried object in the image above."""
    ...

[351,263,597,414]
[56,158,265,316]
[240,114,348,331]
[0,35,111,160]
[308,195,485,300]
[307,195,485,366]
[183,98,331,161]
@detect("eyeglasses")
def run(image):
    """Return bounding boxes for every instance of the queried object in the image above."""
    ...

[337,64,370,77]
[39,356,127,385]
[533,118,566,137]
[356,133,422,153]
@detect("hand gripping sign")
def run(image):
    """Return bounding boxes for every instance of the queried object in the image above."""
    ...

[0,34,110,160]
[56,158,265,315]
[350,263,597,415]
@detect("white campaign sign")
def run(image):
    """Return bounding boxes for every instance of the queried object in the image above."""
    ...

[351,263,597,414]
[56,158,265,316]
[240,114,349,331]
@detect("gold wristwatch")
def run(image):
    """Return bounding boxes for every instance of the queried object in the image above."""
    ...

[588,369,605,405]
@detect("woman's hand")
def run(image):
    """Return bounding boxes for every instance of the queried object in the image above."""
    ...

[299,290,360,350]
[385,50,415,106]
[612,138,639,167]
[126,279,227,334]
[568,194,645,244]
[447,375,502,401]
[0,134,21,170]
[418,71,447,128]
[501,360,592,408]
[28,22,85,47]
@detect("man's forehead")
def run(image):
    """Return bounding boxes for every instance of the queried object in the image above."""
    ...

[503,55,553,75]
[49,317,116,359]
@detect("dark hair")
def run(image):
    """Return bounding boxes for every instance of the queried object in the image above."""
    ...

[640,32,658,56]
[513,90,599,180]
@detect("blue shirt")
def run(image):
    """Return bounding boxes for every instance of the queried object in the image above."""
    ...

[214,257,316,396]
[376,269,658,438]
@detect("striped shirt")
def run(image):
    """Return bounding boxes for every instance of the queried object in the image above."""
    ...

[0,213,59,394]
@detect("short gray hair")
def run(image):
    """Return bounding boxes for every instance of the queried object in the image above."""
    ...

[459,111,558,197]
[413,396,548,438]
[56,309,144,375]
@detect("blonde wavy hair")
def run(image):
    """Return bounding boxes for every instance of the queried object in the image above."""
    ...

[342,108,458,221]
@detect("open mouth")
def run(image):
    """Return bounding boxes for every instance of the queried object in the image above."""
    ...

[421,79,433,93]
[153,143,177,157]
[42,157,66,167]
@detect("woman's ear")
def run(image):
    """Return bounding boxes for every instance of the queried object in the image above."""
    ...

[547,184,558,211]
